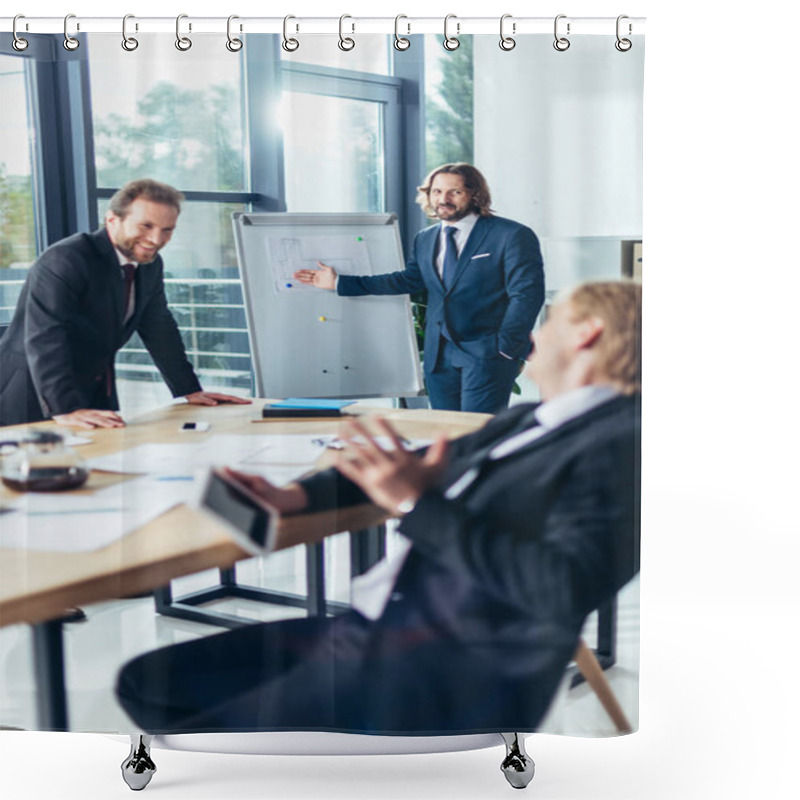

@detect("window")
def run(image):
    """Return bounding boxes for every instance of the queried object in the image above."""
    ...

[87,35,253,398]
[0,55,37,324]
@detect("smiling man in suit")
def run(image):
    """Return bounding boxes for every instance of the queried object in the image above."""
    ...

[293,163,544,413]
[0,178,248,428]
[117,279,640,737]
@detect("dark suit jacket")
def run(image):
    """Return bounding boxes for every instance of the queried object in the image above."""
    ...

[297,393,641,733]
[337,215,545,367]
[0,228,201,426]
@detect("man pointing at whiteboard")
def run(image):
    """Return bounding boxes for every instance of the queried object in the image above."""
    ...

[293,163,544,414]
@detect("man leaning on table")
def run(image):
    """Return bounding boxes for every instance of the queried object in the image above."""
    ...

[117,279,641,735]
[0,178,248,429]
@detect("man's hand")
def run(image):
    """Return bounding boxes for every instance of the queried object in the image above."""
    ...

[334,418,449,516]
[222,468,309,515]
[184,391,251,406]
[293,261,337,290]
[52,409,126,429]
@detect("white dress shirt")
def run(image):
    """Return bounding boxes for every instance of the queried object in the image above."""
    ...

[434,213,479,281]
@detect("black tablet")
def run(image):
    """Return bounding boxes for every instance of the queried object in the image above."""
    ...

[194,468,276,555]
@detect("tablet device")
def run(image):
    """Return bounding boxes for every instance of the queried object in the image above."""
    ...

[194,468,276,555]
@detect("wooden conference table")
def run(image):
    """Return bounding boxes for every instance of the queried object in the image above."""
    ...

[0,400,489,731]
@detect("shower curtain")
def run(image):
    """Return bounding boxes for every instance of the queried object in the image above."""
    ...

[0,18,643,741]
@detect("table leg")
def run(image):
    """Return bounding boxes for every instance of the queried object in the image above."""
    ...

[30,618,69,731]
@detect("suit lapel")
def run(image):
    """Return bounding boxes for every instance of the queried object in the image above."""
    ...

[446,216,492,293]
[92,229,126,335]
[420,225,444,293]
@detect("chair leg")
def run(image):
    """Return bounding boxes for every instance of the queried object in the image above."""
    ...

[499,732,535,789]
[573,638,632,733]
[121,735,157,791]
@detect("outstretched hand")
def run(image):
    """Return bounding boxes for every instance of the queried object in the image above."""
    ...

[334,417,449,516]
[293,261,337,290]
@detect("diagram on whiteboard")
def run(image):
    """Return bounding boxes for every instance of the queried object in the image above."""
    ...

[267,234,373,294]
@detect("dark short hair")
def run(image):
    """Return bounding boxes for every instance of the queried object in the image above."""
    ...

[416,163,494,219]
[107,179,184,219]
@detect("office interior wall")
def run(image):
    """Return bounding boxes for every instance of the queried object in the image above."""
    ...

[473,35,644,292]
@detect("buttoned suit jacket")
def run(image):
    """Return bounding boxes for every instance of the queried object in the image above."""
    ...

[0,228,201,426]
[337,215,545,367]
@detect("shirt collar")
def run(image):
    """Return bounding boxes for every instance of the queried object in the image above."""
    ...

[441,212,479,238]
[113,247,138,268]
[534,384,620,430]
[488,385,619,462]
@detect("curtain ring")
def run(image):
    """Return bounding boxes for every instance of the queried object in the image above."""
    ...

[443,14,460,51]
[338,15,355,51]
[394,15,411,51]
[121,14,139,51]
[615,15,632,51]
[553,14,571,51]
[175,13,192,51]
[226,15,243,52]
[63,14,80,51]
[499,14,516,51]
[12,15,29,51]
[282,15,299,52]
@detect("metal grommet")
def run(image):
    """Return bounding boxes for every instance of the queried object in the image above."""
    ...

[394,14,411,51]
[553,14,570,51]
[121,14,139,51]
[226,15,243,52]
[175,13,192,52]
[615,15,632,51]
[282,15,299,52]
[499,13,516,51]
[338,14,355,51]
[443,13,460,51]
[12,15,29,51]
[63,13,80,51]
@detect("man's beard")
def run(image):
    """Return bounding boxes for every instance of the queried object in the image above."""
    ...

[436,204,470,222]
[116,238,159,265]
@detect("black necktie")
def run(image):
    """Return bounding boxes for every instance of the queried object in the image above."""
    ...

[122,263,136,322]
[442,226,459,288]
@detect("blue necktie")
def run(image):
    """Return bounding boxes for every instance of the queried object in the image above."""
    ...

[442,226,459,289]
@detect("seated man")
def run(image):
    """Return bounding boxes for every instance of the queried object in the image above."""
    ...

[116,279,641,735]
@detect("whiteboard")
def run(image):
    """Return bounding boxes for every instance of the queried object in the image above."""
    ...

[232,213,424,400]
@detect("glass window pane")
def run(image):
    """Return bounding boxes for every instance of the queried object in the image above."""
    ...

[0,55,37,324]
[281,92,385,212]
[424,35,474,172]
[88,34,247,192]
[280,35,391,75]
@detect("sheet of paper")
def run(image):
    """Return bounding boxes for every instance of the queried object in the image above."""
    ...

[267,234,372,293]
[87,443,204,475]
[0,475,183,552]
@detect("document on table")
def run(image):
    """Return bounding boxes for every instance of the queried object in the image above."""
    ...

[0,475,185,552]
[86,435,337,476]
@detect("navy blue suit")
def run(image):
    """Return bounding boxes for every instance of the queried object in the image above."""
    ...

[0,228,201,426]
[116,394,640,735]
[337,215,544,413]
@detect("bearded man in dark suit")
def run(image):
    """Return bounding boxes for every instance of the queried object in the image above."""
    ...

[117,279,641,737]
[0,178,248,429]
